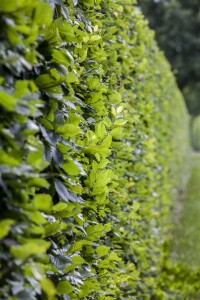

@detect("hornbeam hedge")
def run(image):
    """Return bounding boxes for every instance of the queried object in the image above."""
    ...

[0,0,189,299]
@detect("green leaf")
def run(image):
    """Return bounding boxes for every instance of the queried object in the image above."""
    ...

[113,119,127,126]
[56,280,73,294]
[55,124,81,138]
[0,219,15,239]
[11,240,51,260]
[0,91,16,111]
[52,202,77,218]
[28,211,47,225]
[68,240,91,253]
[96,245,110,256]
[34,194,53,212]
[0,0,18,12]
[34,3,53,26]
[108,252,122,262]
[44,220,67,237]
[36,74,61,90]
[40,278,56,299]
[108,90,122,104]
[62,159,86,176]
[95,121,106,139]
[62,160,80,176]
[0,150,21,166]
[51,49,73,66]
[59,21,75,42]
[28,178,50,188]
[71,255,85,265]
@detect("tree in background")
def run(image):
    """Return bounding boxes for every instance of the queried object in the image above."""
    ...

[138,0,200,115]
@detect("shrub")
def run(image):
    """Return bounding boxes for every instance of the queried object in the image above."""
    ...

[191,116,200,151]
[0,0,189,299]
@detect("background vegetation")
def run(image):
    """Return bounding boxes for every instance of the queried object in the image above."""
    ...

[138,0,200,116]
[0,0,191,299]
[191,116,200,151]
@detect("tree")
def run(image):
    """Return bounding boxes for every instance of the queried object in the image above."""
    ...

[138,0,200,115]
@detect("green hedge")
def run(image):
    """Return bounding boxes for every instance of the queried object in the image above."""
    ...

[0,0,190,299]
[191,116,200,151]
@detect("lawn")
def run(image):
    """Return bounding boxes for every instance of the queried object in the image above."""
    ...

[170,153,200,266]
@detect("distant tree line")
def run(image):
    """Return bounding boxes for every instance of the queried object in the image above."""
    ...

[138,0,200,116]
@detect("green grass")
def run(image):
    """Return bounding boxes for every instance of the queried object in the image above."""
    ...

[170,153,200,266]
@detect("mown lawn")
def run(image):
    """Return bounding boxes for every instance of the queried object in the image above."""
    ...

[170,153,200,266]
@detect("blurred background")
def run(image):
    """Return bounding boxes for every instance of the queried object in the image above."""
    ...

[138,0,200,151]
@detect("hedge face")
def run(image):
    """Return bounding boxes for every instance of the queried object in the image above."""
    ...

[0,0,189,299]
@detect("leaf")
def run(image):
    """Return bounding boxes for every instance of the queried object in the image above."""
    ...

[54,179,70,202]
[71,255,85,265]
[28,211,47,225]
[44,220,67,237]
[62,160,86,176]
[0,0,18,12]
[49,254,71,270]
[96,245,110,256]
[113,119,127,126]
[52,202,77,218]
[11,240,51,260]
[62,160,80,176]
[95,121,106,139]
[28,178,50,188]
[108,252,122,262]
[68,240,91,253]
[54,179,82,202]
[59,21,75,42]
[110,127,122,138]
[57,281,73,294]
[27,150,48,171]
[40,278,56,299]
[109,90,122,104]
[86,224,106,241]
[0,150,21,166]
[61,5,70,21]
[51,49,73,66]
[34,3,53,26]
[55,124,81,138]
[0,219,15,239]
[44,144,55,162]
[0,91,16,112]
[34,194,53,213]
[53,148,63,167]
[36,74,61,90]
[40,125,60,145]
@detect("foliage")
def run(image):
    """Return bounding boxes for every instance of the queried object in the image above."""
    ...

[191,117,200,151]
[137,0,200,116]
[0,0,190,299]
[157,252,200,300]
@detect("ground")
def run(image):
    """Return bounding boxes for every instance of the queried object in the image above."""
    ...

[170,153,200,266]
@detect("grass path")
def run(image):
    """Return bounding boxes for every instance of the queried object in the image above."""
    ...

[170,153,200,266]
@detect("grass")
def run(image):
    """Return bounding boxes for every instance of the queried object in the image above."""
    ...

[170,153,200,266]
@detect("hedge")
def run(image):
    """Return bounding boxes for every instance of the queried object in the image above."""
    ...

[0,0,190,299]
[191,116,200,151]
